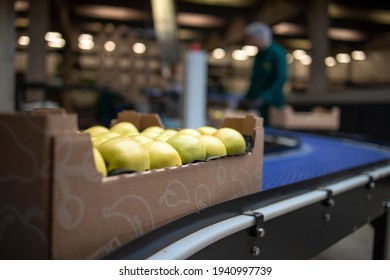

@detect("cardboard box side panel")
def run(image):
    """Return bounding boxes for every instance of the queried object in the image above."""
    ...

[0,115,51,259]
[45,114,79,134]
[31,108,67,116]
[51,134,104,259]
[243,115,263,136]
[51,121,263,259]
[0,112,80,259]
[139,114,164,130]
[220,117,245,134]
[116,110,141,125]
[221,115,262,137]
[114,111,163,130]
[269,106,340,130]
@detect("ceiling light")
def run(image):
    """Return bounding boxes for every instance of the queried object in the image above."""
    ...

[212,48,226,59]
[78,34,93,42]
[18,36,30,46]
[272,22,306,36]
[179,0,256,7]
[242,45,258,56]
[351,50,366,61]
[336,53,351,63]
[300,55,312,65]
[78,40,94,50]
[14,0,29,12]
[76,5,147,21]
[48,37,66,48]
[45,32,62,42]
[104,41,116,52]
[132,42,146,54]
[325,57,336,67]
[292,49,307,60]
[177,12,224,28]
[232,49,248,61]
[328,28,366,42]
[78,34,94,50]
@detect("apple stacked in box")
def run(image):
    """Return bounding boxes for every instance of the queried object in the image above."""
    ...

[83,122,247,177]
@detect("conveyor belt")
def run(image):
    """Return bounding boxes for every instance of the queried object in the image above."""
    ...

[105,130,390,260]
[263,128,390,190]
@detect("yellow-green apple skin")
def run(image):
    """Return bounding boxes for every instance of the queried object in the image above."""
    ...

[83,125,109,137]
[197,126,217,135]
[177,128,202,138]
[131,134,153,144]
[92,147,107,177]
[167,134,206,164]
[200,135,227,159]
[144,141,182,169]
[142,126,165,134]
[110,121,139,136]
[97,136,149,172]
[213,127,246,155]
[91,131,121,147]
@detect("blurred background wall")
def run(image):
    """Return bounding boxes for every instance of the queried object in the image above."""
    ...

[2,0,389,137]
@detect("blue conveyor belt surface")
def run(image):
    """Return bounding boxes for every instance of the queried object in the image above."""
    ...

[262,129,390,191]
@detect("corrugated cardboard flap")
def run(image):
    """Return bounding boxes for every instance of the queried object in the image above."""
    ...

[221,114,263,137]
[113,110,164,130]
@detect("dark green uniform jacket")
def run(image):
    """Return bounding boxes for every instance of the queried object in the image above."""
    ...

[245,41,287,124]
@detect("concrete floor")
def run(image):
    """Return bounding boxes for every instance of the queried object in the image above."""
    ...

[312,224,374,260]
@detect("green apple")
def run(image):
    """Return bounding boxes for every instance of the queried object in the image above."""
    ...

[142,126,165,134]
[131,134,153,144]
[91,131,121,147]
[83,125,109,137]
[213,127,246,155]
[197,126,217,135]
[97,136,149,172]
[110,121,139,136]
[167,134,206,164]
[144,141,182,169]
[140,130,161,139]
[200,135,227,160]
[154,129,177,142]
[177,128,202,138]
[92,147,107,177]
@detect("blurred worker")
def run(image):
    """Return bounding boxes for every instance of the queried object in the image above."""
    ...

[242,22,287,125]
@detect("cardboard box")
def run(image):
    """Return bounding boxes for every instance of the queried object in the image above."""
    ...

[208,107,259,127]
[0,109,263,259]
[269,105,340,131]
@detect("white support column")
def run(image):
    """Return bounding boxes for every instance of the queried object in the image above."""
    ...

[0,0,15,111]
[183,48,208,128]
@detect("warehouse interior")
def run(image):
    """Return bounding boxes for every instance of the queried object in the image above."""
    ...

[0,0,390,261]
[2,0,389,134]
